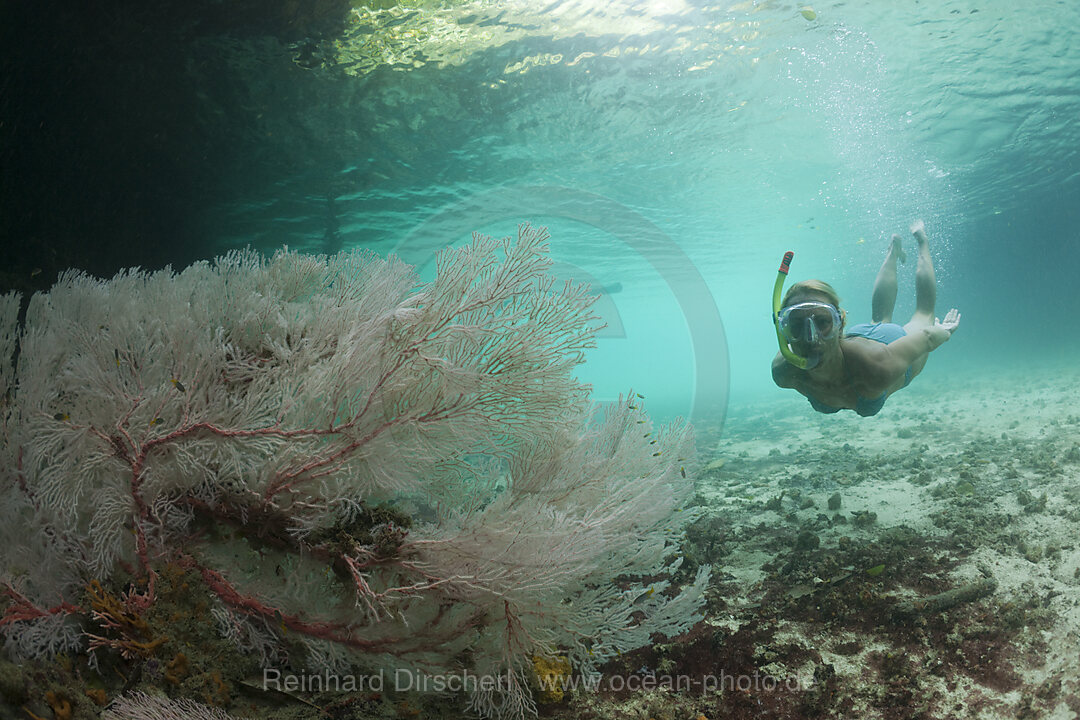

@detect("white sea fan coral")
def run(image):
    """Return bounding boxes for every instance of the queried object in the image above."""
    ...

[0,225,709,718]
[103,691,237,720]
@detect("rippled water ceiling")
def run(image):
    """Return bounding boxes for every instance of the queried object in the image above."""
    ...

[329,0,767,76]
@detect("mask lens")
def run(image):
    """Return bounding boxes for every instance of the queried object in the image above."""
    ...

[810,309,834,337]
[780,303,838,343]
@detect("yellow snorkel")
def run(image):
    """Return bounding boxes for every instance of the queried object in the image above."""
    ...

[772,251,817,369]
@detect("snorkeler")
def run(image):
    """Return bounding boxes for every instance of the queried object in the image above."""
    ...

[771,220,961,417]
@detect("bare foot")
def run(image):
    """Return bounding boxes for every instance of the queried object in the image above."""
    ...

[910,219,927,243]
[890,233,907,264]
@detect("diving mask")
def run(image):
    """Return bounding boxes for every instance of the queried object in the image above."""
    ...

[777,302,841,345]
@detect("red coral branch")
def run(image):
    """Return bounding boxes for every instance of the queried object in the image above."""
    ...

[178,555,391,651]
[0,587,80,627]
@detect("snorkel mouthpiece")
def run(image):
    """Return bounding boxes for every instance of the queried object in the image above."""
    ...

[772,251,818,370]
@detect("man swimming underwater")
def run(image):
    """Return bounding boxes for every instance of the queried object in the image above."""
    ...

[771,220,961,417]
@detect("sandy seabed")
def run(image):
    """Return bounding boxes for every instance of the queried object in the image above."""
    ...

[611,361,1080,720]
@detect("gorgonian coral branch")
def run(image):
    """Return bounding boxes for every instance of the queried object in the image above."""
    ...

[0,226,709,719]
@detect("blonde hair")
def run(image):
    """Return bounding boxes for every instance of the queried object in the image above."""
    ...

[782,279,841,309]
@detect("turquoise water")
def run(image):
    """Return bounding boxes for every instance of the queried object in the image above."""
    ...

[214,0,1080,422]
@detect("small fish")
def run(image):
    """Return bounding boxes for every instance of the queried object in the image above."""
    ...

[652,451,661,457]
[114,348,121,366]
[628,404,637,410]
[643,432,651,438]
[635,393,645,399]
[53,412,69,421]
[170,378,186,393]
[30,268,41,278]
[149,417,164,426]
[680,467,686,478]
